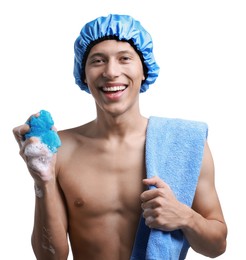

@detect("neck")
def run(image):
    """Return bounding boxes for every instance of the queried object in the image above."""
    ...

[94,111,148,139]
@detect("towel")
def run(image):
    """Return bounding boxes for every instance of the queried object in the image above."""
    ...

[131,116,208,260]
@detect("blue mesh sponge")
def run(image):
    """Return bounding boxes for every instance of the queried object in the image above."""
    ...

[25,110,61,153]
[74,14,160,93]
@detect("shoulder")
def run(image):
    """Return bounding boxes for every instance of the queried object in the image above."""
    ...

[56,122,94,162]
[58,120,94,142]
[149,115,207,129]
[148,116,208,139]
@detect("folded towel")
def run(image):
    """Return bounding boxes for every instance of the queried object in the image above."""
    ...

[131,116,208,260]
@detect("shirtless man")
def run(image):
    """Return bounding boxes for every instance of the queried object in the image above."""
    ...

[13,14,227,260]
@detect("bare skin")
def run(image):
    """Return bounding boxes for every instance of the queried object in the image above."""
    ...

[13,40,227,259]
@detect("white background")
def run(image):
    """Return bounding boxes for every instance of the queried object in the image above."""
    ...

[1,0,245,259]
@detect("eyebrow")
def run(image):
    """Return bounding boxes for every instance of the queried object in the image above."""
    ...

[87,52,105,59]
[88,49,136,59]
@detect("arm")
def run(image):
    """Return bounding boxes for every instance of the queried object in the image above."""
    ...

[13,120,69,260]
[32,178,69,260]
[140,141,227,258]
[182,141,227,257]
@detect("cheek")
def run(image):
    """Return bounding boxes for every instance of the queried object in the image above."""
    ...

[128,63,145,83]
[84,67,102,86]
[131,71,145,86]
[130,69,144,80]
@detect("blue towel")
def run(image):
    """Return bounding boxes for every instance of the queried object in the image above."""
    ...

[131,116,208,260]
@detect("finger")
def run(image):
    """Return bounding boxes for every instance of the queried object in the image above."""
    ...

[25,112,40,124]
[141,190,155,202]
[24,138,52,157]
[141,188,166,203]
[51,125,58,132]
[142,176,169,189]
[142,208,155,219]
[144,216,155,228]
[12,124,30,149]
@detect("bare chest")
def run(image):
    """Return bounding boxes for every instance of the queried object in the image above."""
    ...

[60,139,146,217]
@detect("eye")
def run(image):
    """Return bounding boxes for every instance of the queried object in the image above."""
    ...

[120,55,132,63]
[86,53,107,66]
[91,57,105,64]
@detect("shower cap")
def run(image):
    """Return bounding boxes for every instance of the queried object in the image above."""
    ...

[73,14,160,93]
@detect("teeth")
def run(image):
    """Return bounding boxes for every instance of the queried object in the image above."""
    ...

[102,86,126,92]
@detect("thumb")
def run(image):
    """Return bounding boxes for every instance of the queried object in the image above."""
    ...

[143,176,168,189]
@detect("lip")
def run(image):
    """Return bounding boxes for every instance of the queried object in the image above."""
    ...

[100,83,128,101]
[102,82,127,88]
[102,85,127,92]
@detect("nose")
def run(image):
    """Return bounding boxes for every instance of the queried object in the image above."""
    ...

[102,59,121,79]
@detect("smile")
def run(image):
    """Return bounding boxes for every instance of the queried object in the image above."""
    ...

[102,86,127,92]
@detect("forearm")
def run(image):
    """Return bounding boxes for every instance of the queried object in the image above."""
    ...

[32,180,69,260]
[182,209,227,258]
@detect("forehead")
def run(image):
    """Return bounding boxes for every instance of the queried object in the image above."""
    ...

[88,39,137,56]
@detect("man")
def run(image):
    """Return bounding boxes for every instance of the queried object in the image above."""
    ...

[13,14,227,259]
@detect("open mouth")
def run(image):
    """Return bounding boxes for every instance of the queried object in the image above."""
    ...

[101,86,127,93]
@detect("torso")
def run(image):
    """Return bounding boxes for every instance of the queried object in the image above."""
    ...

[57,121,147,260]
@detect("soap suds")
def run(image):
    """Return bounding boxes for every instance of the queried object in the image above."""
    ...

[34,183,44,198]
[24,139,53,181]
[42,226,55,255]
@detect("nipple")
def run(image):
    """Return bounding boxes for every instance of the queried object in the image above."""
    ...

[74,198,84,208]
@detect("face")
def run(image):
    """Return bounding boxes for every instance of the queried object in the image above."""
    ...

[84,40,145,116]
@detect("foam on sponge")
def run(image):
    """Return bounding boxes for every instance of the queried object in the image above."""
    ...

[25,110,61,153]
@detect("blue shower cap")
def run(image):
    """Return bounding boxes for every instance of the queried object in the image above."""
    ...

[73,14,160,93]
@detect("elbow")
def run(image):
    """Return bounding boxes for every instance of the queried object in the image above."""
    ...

[211,238,227,258]
[191,228,228,258]
[206,220,228,258]
[193,240,227,259]
[205,231,228,258]
[213,224,228,258]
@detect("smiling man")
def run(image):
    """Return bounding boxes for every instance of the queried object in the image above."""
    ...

[13,14,227,260]
[84,40,145,116]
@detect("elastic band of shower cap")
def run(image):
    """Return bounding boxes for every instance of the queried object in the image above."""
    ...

[73,14,160,93]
